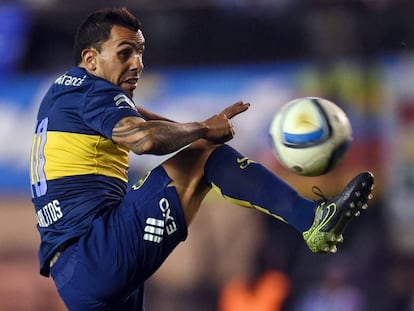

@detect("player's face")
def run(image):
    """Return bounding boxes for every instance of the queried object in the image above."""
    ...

[93,25,145,96]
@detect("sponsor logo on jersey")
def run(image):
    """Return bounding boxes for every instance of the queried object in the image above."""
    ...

[143,217,164,243]
[54,73,86,87]
[159,198,178,236]
[143,198,178,243]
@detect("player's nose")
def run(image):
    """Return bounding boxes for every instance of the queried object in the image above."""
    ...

[131,54,144,72]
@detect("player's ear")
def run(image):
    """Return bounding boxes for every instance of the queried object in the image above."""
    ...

[81,48,97,71]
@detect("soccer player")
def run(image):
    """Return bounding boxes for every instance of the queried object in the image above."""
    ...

[29,7,374,311]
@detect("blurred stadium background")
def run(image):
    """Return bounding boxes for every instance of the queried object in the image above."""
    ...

[1,0,414,310]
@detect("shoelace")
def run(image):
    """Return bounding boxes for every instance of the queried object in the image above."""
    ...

[312,185,327,202]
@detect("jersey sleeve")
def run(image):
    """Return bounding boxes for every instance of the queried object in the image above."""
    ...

[82,85,142,139]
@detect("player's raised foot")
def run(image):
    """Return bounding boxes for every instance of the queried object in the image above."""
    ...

[303,171,375,253]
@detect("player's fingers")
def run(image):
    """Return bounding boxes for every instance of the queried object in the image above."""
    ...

[221,101,250,119]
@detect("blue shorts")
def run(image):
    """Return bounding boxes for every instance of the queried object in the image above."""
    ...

[50,166,188,311]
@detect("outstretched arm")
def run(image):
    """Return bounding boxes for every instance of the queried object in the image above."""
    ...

[112,101,250,155]
[113,117,208,155]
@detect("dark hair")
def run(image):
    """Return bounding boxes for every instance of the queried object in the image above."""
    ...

[74,7,141,65]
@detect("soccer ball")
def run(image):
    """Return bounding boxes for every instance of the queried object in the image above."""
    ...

[269,97,352,176]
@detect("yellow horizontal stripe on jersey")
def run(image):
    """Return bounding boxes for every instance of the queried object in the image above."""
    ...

[43,132,129,182]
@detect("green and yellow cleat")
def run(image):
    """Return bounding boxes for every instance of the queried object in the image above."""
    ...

[303,171,375,253]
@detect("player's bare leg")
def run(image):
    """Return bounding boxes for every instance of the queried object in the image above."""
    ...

[161,140,219,225]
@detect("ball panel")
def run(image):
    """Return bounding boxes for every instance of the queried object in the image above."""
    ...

[323,140,351,173]
[280,98,331,147]
[282,98,325,134]
[283,128,326,146]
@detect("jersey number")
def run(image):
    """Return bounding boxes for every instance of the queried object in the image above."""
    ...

[30,117,48,198]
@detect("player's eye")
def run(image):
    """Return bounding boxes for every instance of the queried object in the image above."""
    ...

[119,49,133,59]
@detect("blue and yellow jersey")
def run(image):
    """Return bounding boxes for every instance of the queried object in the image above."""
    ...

[30,67,141,276]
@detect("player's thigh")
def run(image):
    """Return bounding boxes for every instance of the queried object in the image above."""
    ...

[162,140,216,182]
[161,140,221,223]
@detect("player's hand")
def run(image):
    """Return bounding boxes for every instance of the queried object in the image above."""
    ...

[202,101,250,143]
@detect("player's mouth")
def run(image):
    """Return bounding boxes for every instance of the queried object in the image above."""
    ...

[122,77,138,88]
[122,77,138,91]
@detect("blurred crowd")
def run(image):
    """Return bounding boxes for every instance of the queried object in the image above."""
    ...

[3,0,414,72]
